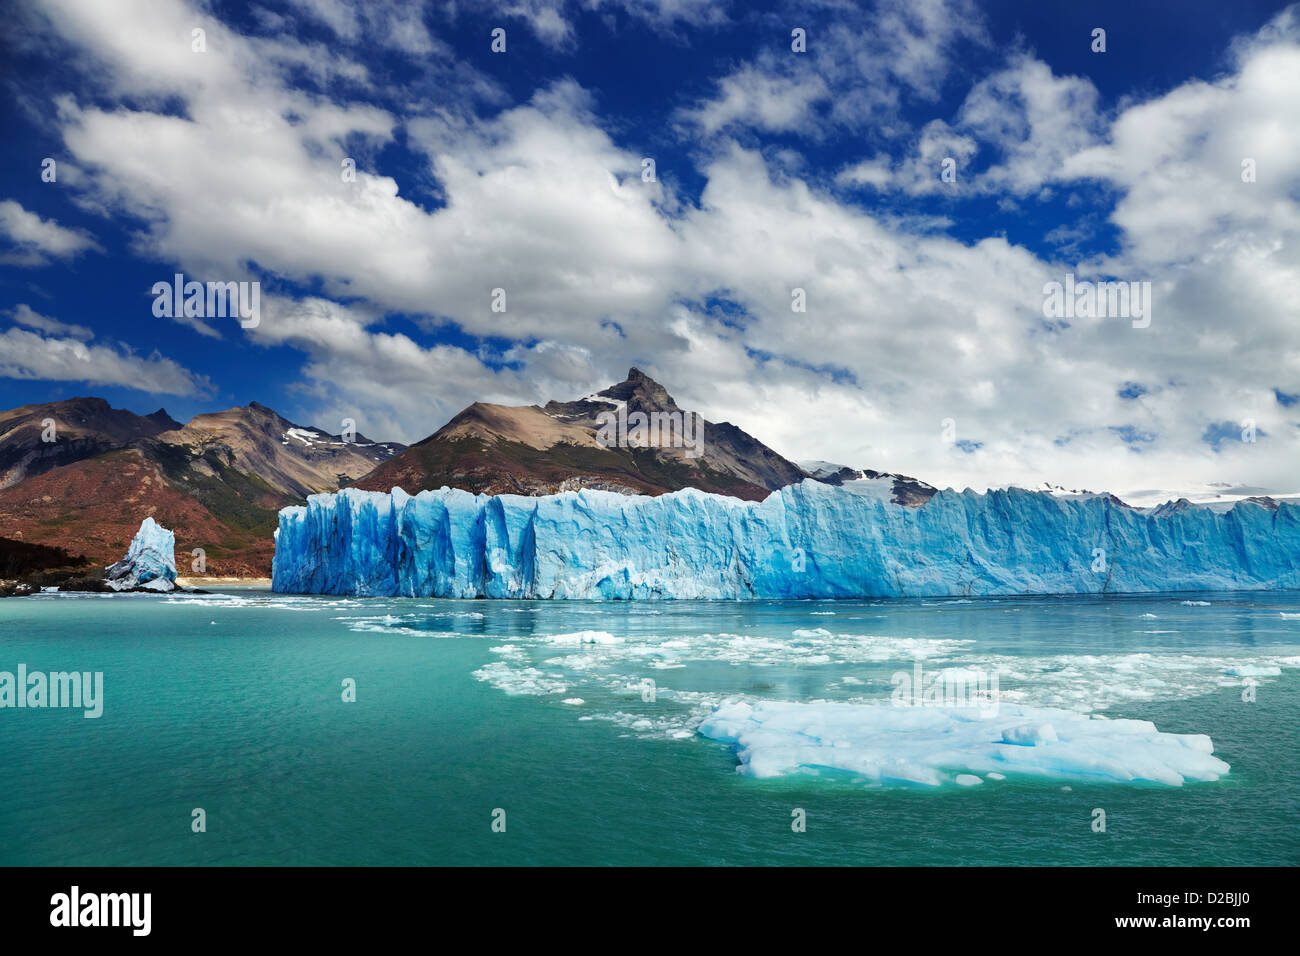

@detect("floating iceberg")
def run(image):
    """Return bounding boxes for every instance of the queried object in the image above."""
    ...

[271,481,1300,599]
[105,517,177,592]
[697,699,1230,786]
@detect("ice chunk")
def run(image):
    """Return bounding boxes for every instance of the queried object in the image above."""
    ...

[1224,664,1281,677]
[696,699,1230,787]
[105,517,176,592]
[542,631,623,645]
[272,481,1300,599]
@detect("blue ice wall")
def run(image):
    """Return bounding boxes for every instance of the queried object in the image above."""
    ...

[271,482,1300,598]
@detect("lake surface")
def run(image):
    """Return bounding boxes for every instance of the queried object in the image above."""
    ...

[2,589,1297,865]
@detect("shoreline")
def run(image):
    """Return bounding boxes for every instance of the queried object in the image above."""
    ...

[176,576,272,588]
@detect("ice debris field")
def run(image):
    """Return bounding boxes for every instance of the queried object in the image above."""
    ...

[272,480,1300,599]
[342,602,1297,789]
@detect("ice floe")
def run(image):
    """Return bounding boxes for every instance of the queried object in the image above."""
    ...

[697,699,1231,787]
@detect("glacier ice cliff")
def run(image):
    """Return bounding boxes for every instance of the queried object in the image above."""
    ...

[271,480,1300,598]
[106,517,177,592]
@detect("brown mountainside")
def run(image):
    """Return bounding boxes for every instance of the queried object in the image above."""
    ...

[0,397,180,489]
[355,369,811,500]
[0,400,405,575]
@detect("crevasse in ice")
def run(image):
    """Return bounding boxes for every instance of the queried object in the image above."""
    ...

[271,480,1300,598]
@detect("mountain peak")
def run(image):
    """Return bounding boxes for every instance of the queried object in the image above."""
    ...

[145,408,182,431]
[598,367,679,411]
[361,369,808,500]
[240,401,286,423]
[0,396,183,489]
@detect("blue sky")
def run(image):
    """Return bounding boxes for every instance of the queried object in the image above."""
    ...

[2,0,1298,501]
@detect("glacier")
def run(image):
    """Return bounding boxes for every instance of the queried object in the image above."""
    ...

[106,517,177,592]
[271,480,1300,598]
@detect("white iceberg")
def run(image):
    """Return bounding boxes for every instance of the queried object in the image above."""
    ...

[105,517,177,592]
[696,699,1230,787]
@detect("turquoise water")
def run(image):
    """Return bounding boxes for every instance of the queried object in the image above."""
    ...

[1,589,1297,866]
